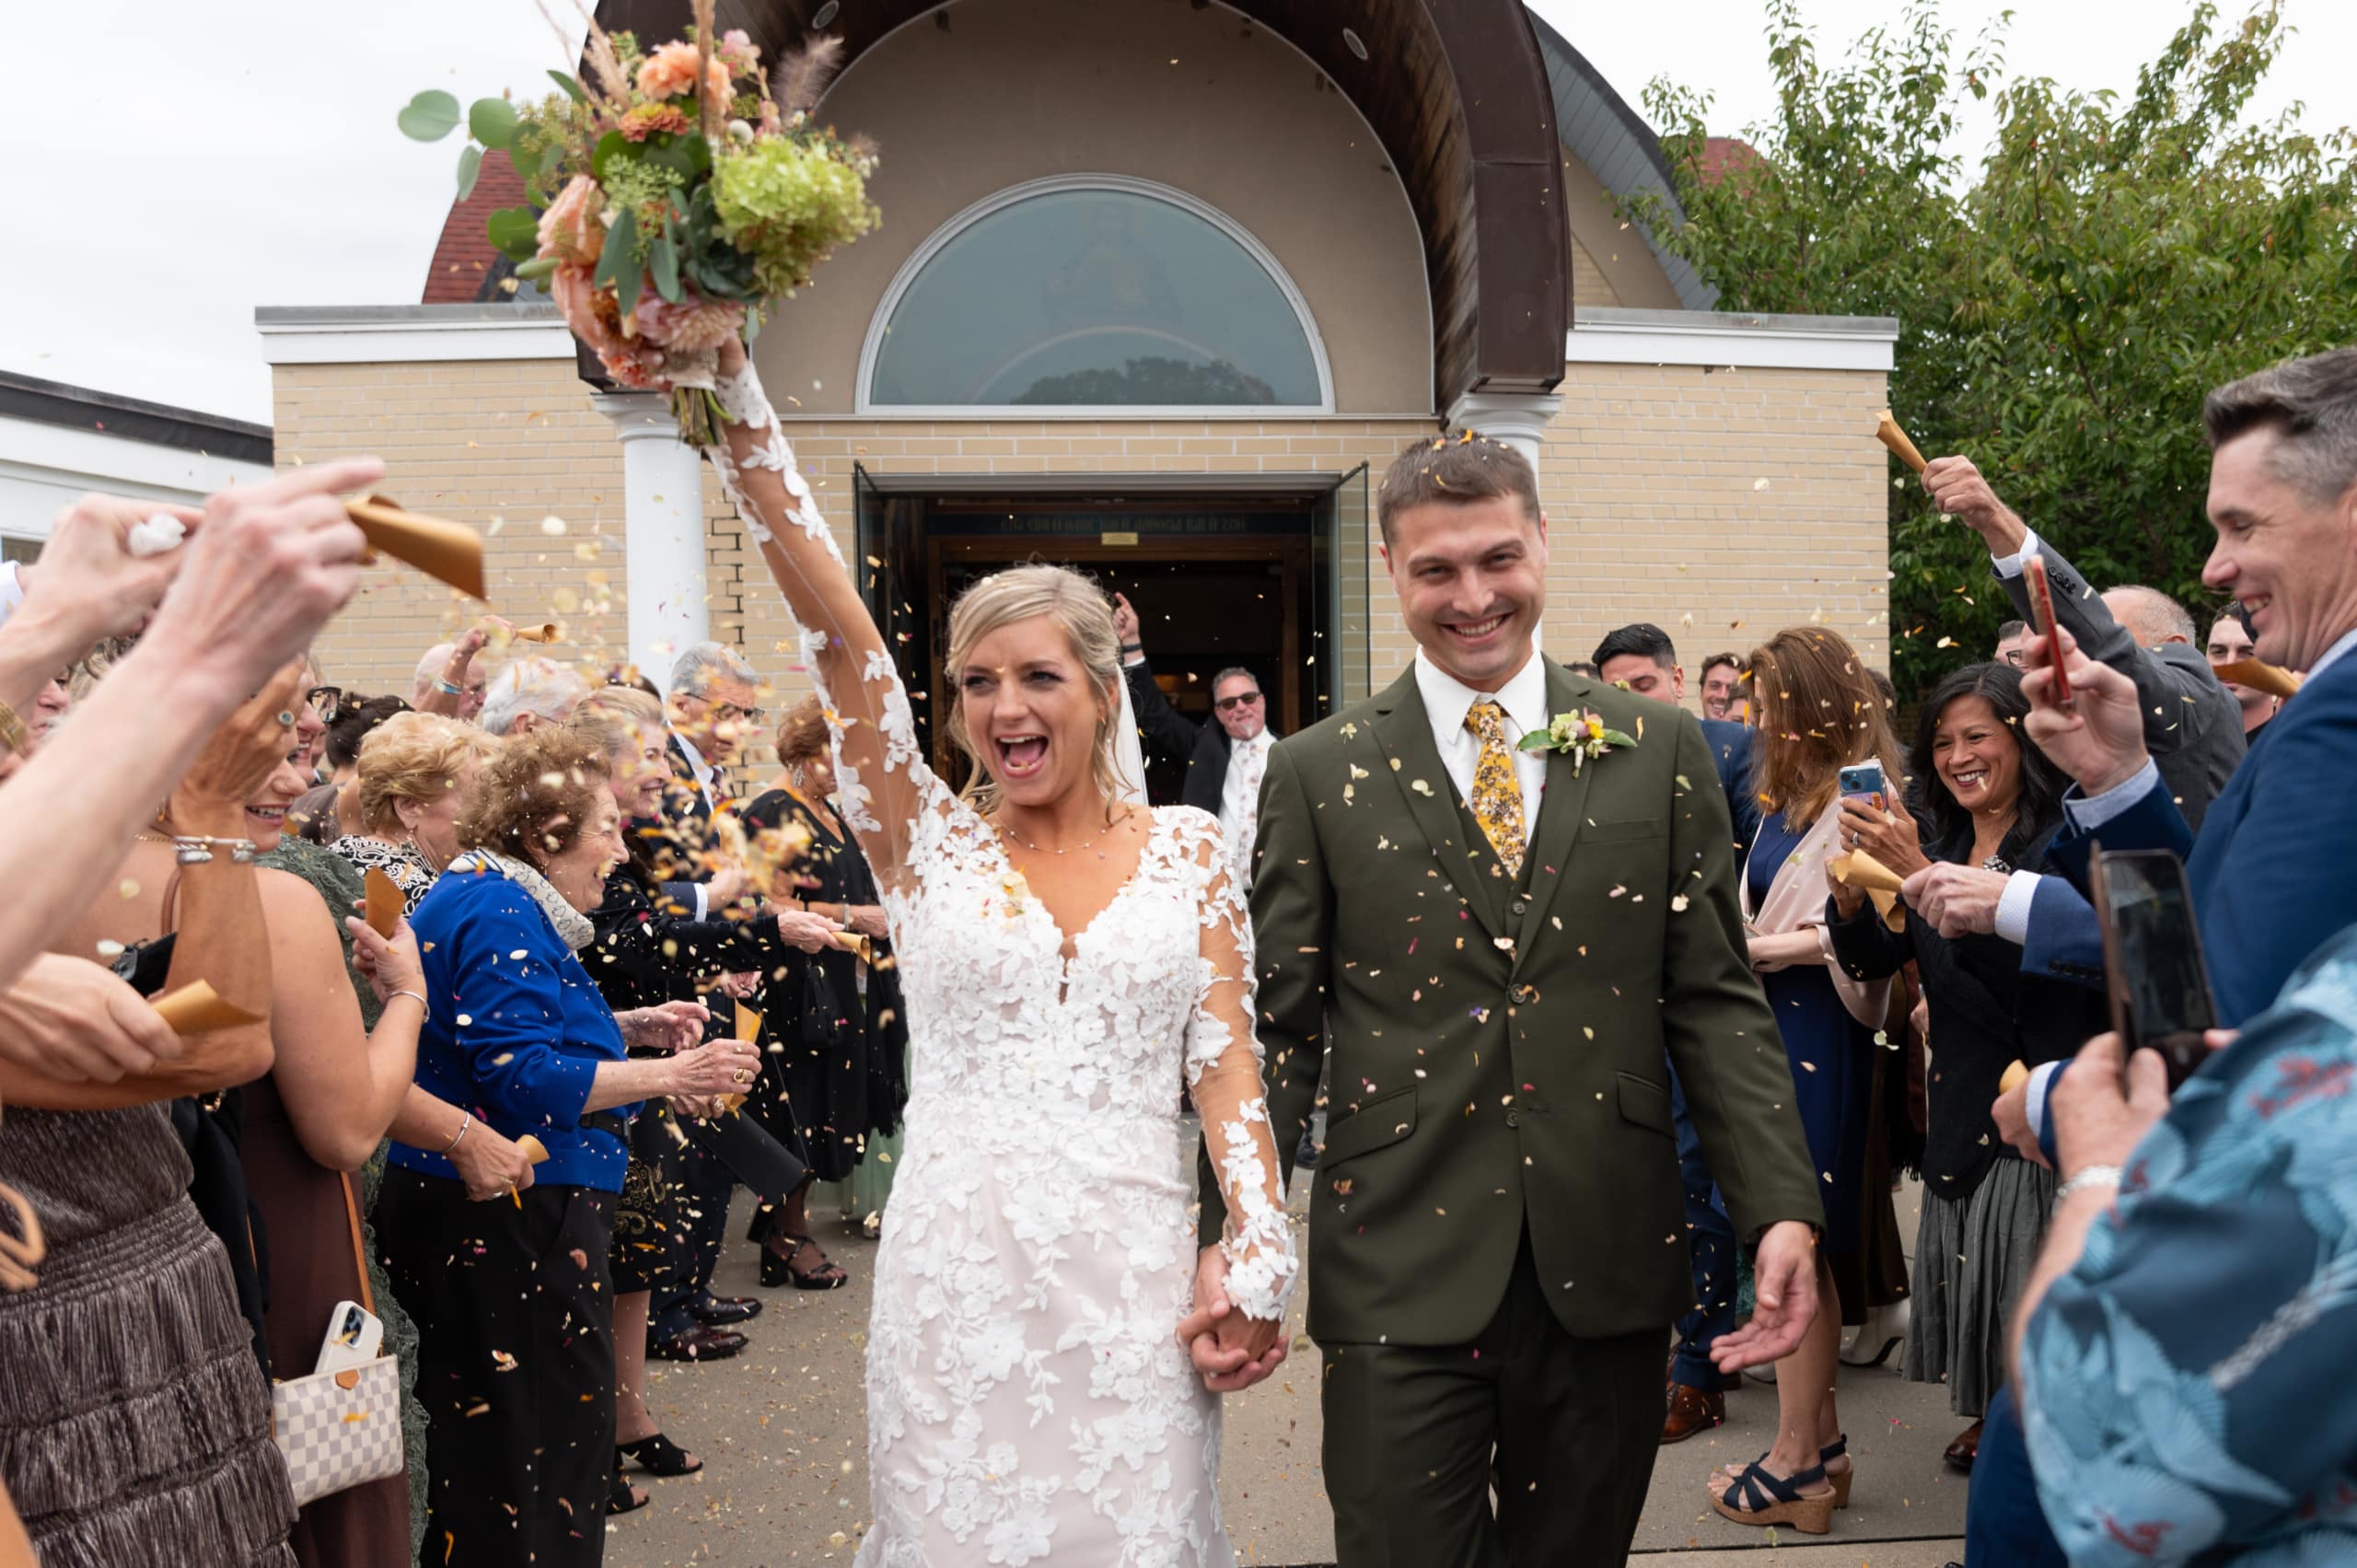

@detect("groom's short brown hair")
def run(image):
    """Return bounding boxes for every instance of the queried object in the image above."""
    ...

[1376,433,1542,547]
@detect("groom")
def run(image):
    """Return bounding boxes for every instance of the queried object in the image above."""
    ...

[1190,435,1825,1563]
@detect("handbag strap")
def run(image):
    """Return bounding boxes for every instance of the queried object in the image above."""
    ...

[335,1170,376,1318]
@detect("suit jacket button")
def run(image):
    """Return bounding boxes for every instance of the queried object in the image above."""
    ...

[1504,1108,1521,1128]
[1512,983,1538,1005]
[1511,898,1529,916]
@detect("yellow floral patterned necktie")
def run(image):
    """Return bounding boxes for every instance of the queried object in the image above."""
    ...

[1464,700,1526,879]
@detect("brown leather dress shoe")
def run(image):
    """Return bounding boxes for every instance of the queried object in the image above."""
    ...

[1662,1380,1725,1445]
[1944,1419,1985,1470]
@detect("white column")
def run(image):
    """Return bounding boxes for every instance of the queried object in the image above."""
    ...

[1446,389,1562,467]
[593,391,710,681]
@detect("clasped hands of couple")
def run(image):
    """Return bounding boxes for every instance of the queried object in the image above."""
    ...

[1174,1220,1822,1392]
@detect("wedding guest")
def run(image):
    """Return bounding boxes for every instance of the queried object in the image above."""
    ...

[742,695,911,1285]
[1994,621,2029,668]
[376,728,758,1568]
[330,712,499,914]
[1593,622,1685,703]
[1826,661,2107,1472]
[411,617,512,722]
[1112,595,1281,883]
[291,694,410,844]
[2206,604,2279,740]
[478,656,586,738]
[1700,652,1742,721]
[1702,628,1903,1521]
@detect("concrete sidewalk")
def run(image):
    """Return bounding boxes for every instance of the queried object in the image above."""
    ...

[609,1180,1971,1567]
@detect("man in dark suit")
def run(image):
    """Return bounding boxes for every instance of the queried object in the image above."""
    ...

[1923,453,2246,831]
[1949,344,2357,1567]
[1190,435,1823,1563]
[1109,593,1278,824]
[1591,621,1758,1444]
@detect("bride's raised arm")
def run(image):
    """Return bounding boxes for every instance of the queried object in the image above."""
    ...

[1186,827,1298,1329]
[702,338,931,888]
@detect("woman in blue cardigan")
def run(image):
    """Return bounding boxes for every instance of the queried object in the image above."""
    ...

[375,729,761,1568]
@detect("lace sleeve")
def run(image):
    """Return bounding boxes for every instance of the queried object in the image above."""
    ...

[1182,815,1297,1324]
[703,360,946,894]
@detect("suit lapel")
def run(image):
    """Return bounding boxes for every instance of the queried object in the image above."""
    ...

[1515,660,1597,955]
[1371,667,1506,939]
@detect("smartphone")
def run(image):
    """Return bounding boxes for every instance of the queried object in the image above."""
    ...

[1837,762,1886,804]
[2021,553,2076,714]
[2089,849,2217,1091]
[315,1300,385,1376]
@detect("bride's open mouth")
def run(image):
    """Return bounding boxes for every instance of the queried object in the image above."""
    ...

[996,734,1050,779]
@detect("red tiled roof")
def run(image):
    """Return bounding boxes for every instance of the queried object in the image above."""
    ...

[1696,135,1765,186]
[420,156,529,304]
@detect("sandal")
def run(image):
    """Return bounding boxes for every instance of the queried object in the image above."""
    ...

[1820,1435,1852,1508]
[618,1432,703,1477]
[609,1453,650,1516]
[761,1231,849,1290]
[1709,1456,1836,1535]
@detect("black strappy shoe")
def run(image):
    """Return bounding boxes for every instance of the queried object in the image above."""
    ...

[609,1452,650,1516]
[760,1231,849,1290]
[618,1432,703,1476]
[1708,1455,1837,1534]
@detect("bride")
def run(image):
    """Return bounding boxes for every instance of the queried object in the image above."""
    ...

[700,336,1296,1565]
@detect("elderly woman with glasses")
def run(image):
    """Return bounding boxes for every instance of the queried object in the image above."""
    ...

[328,712,499,915]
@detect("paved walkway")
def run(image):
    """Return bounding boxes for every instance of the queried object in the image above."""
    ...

[607,1179,1970,1567]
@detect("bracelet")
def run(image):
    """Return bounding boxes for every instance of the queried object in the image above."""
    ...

[0,698,25,757]
[2055,1163,2124,1203]
[443,1111,473,1154]
[435,679,464,697]
[1120,643,1143,655]
[386,989,428,1012]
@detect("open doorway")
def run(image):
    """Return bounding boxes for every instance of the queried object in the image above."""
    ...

[853,470,1367,798]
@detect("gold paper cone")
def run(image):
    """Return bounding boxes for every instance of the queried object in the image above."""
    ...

[363,868,404,938]
[1998,1060,2029,1096]
[734,1001,762,1043]
[511,623,561,645]
[343,494,486,600]
[2213,656,2302,701]
[1829,849,1907,895]
[516,1134,550,1166]
[151,980,263,1036]
[834,931,872,964]
[1875,411,1928,475]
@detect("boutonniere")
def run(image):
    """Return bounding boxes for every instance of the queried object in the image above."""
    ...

[1519,710,1637,772]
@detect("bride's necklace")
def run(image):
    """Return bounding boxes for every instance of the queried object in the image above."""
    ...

[996,806,1131,858]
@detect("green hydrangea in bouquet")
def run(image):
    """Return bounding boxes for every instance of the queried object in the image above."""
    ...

[400,0,878,444]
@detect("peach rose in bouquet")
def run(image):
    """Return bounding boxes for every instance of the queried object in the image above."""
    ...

[536,176,606,269]
[551,264,666,389]
[636,41,731,106]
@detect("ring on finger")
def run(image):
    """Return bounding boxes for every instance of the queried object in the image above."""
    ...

[276,711,296,727]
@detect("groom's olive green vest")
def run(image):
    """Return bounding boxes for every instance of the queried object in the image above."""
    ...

[1201,658,1822,1346]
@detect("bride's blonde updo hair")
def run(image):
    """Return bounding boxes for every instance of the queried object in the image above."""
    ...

[942,563,1123,818]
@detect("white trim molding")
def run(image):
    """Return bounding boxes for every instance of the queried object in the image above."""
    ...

[1567,306,1898,373]
[256,304,576,366]
[1446,391,1562,466]
[856,173,1336,418]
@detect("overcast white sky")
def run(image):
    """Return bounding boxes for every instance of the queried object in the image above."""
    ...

[10,0,2348,425]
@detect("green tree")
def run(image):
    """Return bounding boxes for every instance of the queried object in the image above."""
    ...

[1622,0,2357,696]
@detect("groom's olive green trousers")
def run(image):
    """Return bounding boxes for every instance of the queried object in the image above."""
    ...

[1318,1230,1664,1567]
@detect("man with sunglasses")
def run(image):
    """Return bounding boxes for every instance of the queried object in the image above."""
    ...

[1109,594,1278,893]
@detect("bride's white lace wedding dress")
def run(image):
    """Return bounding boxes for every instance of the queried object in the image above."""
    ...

[701,360,1297,1567]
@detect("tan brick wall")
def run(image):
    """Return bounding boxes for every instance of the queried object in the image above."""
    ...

[272,356,1888,734]
[1538,362,1893,698]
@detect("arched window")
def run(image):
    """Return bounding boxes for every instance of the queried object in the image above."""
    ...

[860,177,1331,412]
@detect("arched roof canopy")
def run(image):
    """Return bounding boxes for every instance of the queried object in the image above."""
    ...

[588,0,1569,405]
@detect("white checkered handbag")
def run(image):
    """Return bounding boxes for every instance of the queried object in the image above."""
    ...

[269,1171,406,1507]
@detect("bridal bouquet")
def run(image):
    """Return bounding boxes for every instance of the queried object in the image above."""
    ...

[401,1,878,443]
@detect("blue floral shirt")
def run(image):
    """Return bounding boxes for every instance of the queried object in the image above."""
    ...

[2022,923,2357,1565]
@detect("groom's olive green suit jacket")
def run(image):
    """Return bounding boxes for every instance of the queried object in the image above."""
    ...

[1200,657,1823,1346]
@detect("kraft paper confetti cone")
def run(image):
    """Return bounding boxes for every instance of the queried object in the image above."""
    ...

[151,980,263,1036]
[511,623,561,644]
[516,1134,550,1165]
[2212,656,2301,700]
[1875,410,1928,475]
[1999,1060,2029,1095]
[1829,850,1909,933]
[343,494,486,600]
[363,868,404,939]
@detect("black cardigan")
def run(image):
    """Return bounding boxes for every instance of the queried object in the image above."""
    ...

[1826,817,2108,1202]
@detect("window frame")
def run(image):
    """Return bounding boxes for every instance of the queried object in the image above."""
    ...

[856,173,1335,418]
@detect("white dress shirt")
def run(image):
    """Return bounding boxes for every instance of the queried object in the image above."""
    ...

[1220,727,1275,889]
[1412,648,1550,847]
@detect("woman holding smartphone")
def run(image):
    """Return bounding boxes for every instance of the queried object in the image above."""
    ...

[1706,628,1906,1532]
[1825,660,2107,1472]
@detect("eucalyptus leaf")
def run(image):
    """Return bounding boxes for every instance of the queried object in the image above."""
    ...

[397,89,461,142]
[548,69,589,105]
[456,144,483,202]
[485,205,541,262]
[648,226,683,303]
[468,98,519,151]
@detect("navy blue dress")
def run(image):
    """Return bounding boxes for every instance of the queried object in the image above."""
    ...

[1747,809,1876,1266]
